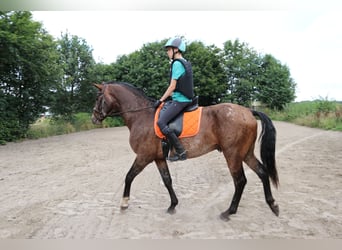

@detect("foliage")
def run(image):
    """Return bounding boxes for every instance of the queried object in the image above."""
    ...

[1,11,301,143]
[256,54,296,110]
[91,63,116,83]
[50,32,96,120]
[27,113,124,140]
[110,40,228,106]
[267,99,342,131]
[222,40,296,109]
[0,11,61,142]
[186,42,227,105]
[315,96,336,114]
[110,40,170,99]
[109,39,296,108]
[222,39,262,106]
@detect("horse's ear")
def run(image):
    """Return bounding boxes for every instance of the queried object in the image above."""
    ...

[93,83,103,90]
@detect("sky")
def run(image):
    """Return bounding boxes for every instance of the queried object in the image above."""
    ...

[32,8,342,102]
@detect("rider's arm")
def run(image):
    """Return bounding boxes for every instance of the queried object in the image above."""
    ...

[160,79,177,102]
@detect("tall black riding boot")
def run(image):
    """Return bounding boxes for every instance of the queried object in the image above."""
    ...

[166,131,187,161]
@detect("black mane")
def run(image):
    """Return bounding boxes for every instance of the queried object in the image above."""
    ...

[105,81,156,103]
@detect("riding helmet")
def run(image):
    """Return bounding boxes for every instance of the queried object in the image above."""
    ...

[164,37,186,53]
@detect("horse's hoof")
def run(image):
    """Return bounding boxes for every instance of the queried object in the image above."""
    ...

[219,212,230,221]
[271,202,279,216]
[120,205,128,211]
[120,197,129,211]
[167,207,176,215]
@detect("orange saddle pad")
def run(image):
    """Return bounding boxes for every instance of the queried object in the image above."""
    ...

[154,105,203,139]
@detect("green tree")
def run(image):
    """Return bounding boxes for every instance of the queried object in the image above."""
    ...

[0,11,61,142]
[222,39,262,107]
[111,40,227,106]
[186,41,227,105]
[91,63,116,83]
[256,54,296,110]
[51,32,96,119]
[111,40,170,99]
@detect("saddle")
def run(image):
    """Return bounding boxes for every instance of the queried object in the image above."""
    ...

[154,96,202,139]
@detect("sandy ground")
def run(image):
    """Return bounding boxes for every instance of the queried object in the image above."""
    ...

[0,121,341,239]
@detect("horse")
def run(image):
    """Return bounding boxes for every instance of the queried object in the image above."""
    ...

[91,81,279,221]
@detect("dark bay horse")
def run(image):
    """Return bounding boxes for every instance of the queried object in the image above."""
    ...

[91,81,279,221]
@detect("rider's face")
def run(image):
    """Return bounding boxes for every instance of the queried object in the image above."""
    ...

[166,47,178,60]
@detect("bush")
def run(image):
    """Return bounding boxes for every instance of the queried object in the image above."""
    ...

[27,117,75,139]
[315,97,336,116]
[73,113,96,131]
[268,99,342,131]
[103,116,124,127]
[26,113,125,140]
[0,120,23,144]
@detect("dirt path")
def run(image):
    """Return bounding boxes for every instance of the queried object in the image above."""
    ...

[0,122,341,239]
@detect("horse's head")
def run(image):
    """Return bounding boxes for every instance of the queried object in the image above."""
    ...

[91,83,117,125]
[92,81,155,125]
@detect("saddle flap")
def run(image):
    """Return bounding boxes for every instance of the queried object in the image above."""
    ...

[169,115,183,137]
[154,105,202,139]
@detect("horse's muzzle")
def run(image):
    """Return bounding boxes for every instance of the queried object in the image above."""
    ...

[91,114,102,125]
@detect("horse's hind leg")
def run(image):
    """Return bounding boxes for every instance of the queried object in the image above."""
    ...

[245,154,279,216]
[120,157,150,210]
[155,159,178,214]
[220,158,247,221]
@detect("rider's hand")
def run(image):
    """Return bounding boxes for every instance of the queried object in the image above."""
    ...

[153,100,162,109]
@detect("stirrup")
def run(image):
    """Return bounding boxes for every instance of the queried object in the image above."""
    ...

[167,151,187,162]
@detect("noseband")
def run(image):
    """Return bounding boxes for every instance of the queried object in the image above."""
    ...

[93,85,110,120]
[92,106,106,120]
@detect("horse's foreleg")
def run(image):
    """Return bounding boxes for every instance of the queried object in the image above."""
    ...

[155,159,178,214]
[220,162,247,221]
[121,157,147,210]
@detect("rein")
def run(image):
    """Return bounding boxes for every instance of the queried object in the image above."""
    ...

[108,106,154,117]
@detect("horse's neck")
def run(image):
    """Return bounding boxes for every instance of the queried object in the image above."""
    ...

[120,99,154,131]
[113,85,149,110]
[111,85,153,129]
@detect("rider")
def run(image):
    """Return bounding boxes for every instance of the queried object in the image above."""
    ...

[154,37,194,161]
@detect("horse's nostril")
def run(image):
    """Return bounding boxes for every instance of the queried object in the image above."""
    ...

[91,115,100,125]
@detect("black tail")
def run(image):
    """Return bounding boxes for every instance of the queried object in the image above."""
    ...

[252,110,279,188]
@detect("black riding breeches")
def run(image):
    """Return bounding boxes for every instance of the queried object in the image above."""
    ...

[157,101,189,134]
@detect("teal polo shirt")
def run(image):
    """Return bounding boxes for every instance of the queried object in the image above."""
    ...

[171,60,191,102]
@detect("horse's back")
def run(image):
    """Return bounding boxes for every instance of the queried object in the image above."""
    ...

[203,103,257,128]
[199,103,258,150]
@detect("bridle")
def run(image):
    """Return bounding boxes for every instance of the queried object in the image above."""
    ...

[92,89,154,120]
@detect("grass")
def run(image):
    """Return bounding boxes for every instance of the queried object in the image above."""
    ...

[26,113,124,140]
[266,99,342,131]
[26,99,342,141]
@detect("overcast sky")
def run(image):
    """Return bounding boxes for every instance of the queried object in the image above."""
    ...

[32,9,342,101]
